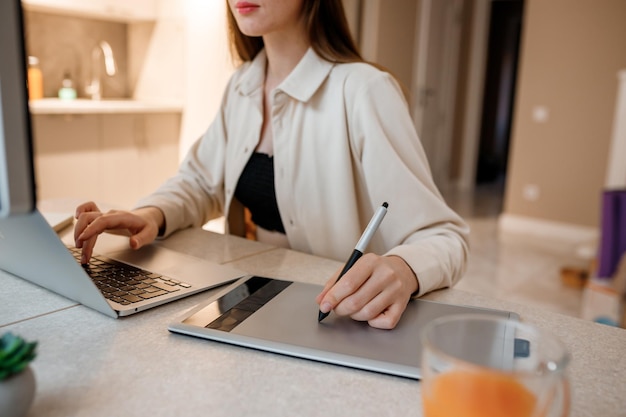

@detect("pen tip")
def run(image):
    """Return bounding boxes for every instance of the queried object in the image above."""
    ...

[318,310,329,322]
[382,202,388,208]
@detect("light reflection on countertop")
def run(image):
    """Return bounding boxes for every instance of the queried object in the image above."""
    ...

[29,98,183,114]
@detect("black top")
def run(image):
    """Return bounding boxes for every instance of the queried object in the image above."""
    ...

[234,152,286,234]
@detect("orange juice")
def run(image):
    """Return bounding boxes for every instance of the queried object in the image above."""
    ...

[422,370,538,417]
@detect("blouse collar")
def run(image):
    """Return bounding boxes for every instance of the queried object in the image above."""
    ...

[235,47,335,103]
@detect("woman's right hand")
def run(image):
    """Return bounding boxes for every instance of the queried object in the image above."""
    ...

[73,201,165,264]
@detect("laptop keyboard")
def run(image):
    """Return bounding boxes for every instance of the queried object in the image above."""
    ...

[68,247,192,305]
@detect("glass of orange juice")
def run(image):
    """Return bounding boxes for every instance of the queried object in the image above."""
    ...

[421,314,570,417]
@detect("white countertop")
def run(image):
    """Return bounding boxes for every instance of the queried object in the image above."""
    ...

[29,98,183,114]
[1,204,625,417]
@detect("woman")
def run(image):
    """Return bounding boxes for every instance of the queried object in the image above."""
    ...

[74,0,469,329]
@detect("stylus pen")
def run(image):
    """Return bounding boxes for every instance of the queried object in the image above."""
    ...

[318,202,389,322]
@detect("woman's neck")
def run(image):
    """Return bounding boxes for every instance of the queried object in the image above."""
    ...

[263,23,309,87]
[256,21,309,156]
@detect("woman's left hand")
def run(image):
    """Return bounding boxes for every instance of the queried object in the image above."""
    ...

[316,254,419,329]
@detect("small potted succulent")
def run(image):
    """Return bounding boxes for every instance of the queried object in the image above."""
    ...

[0,332,37,417]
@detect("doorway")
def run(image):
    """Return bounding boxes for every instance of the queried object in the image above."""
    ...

[417,0,525,217]
[475,0,524,187]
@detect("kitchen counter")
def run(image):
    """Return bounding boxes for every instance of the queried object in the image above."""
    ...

[29,98,183,114]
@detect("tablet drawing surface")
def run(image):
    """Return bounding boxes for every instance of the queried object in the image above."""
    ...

[169,276,519,379]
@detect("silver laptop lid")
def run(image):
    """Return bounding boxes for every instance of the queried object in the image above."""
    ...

[0,210,118,317]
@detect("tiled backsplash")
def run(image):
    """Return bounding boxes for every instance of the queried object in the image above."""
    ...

[23,10,129,99]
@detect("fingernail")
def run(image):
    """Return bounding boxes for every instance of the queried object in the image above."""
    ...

[321,302,332,313]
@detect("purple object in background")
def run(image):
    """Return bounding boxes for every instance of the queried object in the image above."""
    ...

[597,189,626,279]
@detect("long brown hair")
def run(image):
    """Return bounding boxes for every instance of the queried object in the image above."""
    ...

[226,0,363,64]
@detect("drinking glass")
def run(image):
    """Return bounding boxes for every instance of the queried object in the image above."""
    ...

[420,314,570,417]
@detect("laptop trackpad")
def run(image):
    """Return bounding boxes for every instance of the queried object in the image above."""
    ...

[105,245,242,286]
[106,246,206,280]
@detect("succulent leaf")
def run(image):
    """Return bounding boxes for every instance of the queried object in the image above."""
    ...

[0,332,37,380]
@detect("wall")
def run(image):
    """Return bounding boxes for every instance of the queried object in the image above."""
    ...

[360,0,418,102]
[502,0,626,237]
[175,0,234,159]
[128,14,184,104]
[342,0,362,41]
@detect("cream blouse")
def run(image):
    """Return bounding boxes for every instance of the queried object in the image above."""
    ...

[135,48,469,297]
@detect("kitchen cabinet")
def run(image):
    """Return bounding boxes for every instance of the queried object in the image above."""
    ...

[32,113,180,209]
[21,0,157,22]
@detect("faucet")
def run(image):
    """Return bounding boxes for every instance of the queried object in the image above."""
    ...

[85,40,117,100]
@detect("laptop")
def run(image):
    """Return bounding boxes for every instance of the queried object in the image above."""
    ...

[169,276,520,379]
[2,209,246,318]
[0,0,244,318]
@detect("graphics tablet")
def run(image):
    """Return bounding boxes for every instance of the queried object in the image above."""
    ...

[168,276,520,379]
